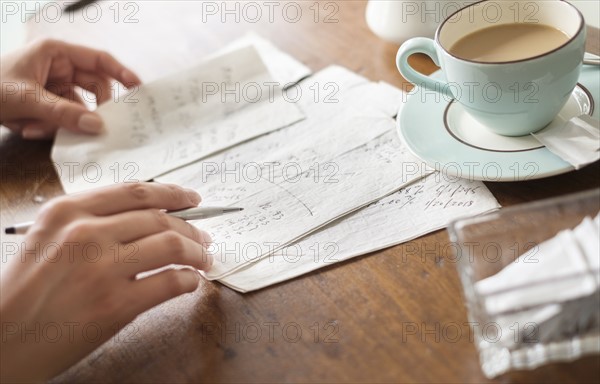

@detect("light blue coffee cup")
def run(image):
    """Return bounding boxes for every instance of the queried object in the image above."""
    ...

[396,0,586,137]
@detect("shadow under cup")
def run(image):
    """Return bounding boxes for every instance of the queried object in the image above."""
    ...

[398,0,586,137]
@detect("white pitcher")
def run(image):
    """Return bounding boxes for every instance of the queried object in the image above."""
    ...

[366,0,473,44]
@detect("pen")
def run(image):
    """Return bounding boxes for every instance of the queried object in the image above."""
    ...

[4,206,244,235]
[64,0,97,13]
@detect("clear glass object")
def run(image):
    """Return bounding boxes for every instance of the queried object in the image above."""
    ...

[448,188,600,378]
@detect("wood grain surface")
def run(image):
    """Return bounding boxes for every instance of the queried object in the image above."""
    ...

[1,1,599,382]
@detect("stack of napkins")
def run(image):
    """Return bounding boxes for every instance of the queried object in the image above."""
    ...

[476,214,600,348]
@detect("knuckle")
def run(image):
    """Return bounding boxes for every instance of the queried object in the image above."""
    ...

[25,224,50,240]
[35,38,60,53]
[38,198,76,224]
[62,220,96,243]
[124,183,150,202]
[163,231,186,259]
[94,293,125,321]
[97,51,116,71]
[152,210,171,231]
[49,99,68,122]
[99,51,114,62]
[185,223,202,243]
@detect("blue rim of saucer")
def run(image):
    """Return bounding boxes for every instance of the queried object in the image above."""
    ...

[396,66,600,182]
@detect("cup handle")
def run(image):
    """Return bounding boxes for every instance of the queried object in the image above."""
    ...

[396,37,454,98]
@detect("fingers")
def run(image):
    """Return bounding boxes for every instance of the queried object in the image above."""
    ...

[3,40,140,134]
[28,93,104,135]
[98,209,212,245]
[59,83,86,105]
[73,71,112,104]
[77,183,202,216]
[127,268,201,316]
[123,231,212,276]
[2,118,54,139]
[62,42,142,87]
[2,121,24,134]
[21,121,56,140]
[18,85,88,139]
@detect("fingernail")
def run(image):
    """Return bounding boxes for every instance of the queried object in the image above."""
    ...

[204,252,214,270]
[183,268,201,288]
[22,128,47,140]
[186,189,201,205]
[78,113,104,134]
[200,230,213,245]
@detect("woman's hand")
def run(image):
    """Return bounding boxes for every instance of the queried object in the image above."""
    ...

[0,183,212,383]
[0,39,141,139]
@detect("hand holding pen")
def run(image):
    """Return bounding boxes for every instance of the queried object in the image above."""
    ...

[0,183,241,382]
[6,206,243,235]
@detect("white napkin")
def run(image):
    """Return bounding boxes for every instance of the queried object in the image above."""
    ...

[476,213,600,315]
[475,213,600,347]
[532,115,600,170]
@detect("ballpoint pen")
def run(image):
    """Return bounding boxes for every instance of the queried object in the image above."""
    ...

[64,0,98,13]
[4,206,244,235]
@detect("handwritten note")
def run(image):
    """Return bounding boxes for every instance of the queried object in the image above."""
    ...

[52,45,305,193]
[208,33,312,88]
[219,174,500,292]
[156,66,423,279]
[52,34,502,292]
[157,65,501,283]
[200,128,428,279]
[157,65,407,201]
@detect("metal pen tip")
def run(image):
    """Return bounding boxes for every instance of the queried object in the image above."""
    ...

[225,207,244,212]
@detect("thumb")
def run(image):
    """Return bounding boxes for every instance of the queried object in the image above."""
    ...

[32,92,104,135]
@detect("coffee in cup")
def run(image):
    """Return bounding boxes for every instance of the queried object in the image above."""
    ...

[396,0,586,136]
[448,23,570,62]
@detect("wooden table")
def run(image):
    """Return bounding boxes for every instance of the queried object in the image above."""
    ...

[1,1,599,382]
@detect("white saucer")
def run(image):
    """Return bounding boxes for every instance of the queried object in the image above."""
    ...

[397,66,599,182]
